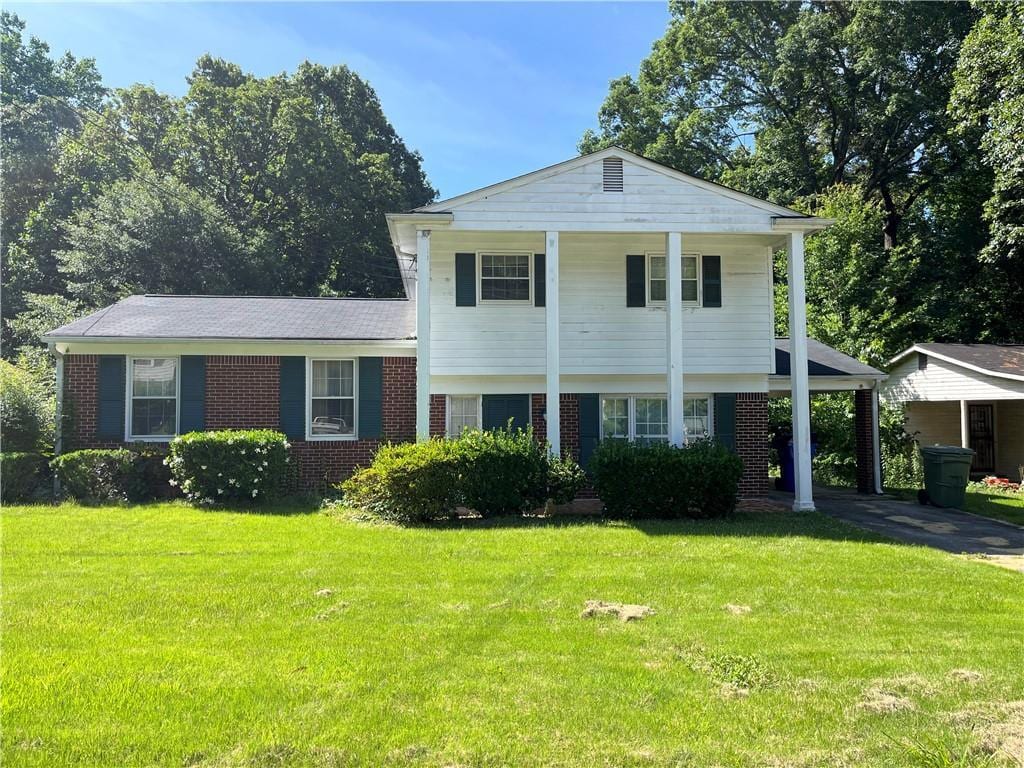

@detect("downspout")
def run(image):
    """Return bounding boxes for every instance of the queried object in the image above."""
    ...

[871,382,883,495]
[52,343,65,499]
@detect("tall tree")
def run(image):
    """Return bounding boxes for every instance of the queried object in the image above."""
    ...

[951,0,1024,339]
[581,0,976,249]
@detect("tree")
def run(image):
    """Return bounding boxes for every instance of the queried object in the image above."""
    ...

[951,1,1024,339]
[57,177,266,306]
[581,0,976,249]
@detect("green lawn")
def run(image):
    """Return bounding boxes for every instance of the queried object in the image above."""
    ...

[3,503,1023,768]
[962,486,1024,527]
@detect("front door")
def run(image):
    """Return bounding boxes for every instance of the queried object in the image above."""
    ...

[968,404,995,473]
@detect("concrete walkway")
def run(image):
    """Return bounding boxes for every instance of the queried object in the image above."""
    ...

[776,487,1024,561]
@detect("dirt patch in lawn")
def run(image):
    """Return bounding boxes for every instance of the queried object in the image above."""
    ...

[951,700,1024,766]
[724,603,752,615]
[580,600,655,622]
[950,668,985,684]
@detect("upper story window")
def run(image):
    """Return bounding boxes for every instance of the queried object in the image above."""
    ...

[648,253,700,304]
[309,359,355,439]
[600,395,712,444]
[129,357,178,439]
[479,252,531,302]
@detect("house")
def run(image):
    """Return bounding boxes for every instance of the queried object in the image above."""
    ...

[882,344,1024,480]
[43,147,887,510]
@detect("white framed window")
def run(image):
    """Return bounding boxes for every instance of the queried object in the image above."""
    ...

[127,357,179,440]
[598,394,713,444]
[647,253,701,305]
[479,252,532,302]
[447,395,481,436]
[308,358,356,440]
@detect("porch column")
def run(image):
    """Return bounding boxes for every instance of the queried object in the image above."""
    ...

[545,231,560,456]
[787,230,814,511]
[960,399,970,449]
[415,229,431,441]
[666,232,685,446]
[872,385,883,494]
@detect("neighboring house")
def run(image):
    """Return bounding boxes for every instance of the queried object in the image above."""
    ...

[44,147,887,509]
[882,344,1024,480]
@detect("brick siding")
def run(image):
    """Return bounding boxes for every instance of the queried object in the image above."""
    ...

[206,356,280,429]
[62,355,121,450]
[529,393,580,460]
[429,394,446,437]
[854,389,878,494]
[733,392,769,497]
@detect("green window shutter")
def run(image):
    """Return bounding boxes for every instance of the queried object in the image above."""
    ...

[279,357,306,440]
[714,393,736,451]
[482,394,530,431]
[455,252,476,306]
[578,393,600,470]
[97,355,126,440]
[626,254,646,307]
[702,255,722,307]
[534,253,545,307]
[358,357,383,439]
[179,355,206,434]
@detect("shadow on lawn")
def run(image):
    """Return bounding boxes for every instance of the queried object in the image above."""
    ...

[429,510,894,543]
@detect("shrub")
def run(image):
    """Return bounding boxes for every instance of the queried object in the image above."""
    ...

[1,452,50,502]
[590,439,743,519]
[52,449,142,502]
[341,439,463,523]
[457,428,548,516]
[880,404,923,489]
[547,454,587,505]
[167,429,290,505]
[0,360,53,452]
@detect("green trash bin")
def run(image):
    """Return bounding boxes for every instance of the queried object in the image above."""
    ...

[919,445,975,508]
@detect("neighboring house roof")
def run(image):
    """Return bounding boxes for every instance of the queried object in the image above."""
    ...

[889,343,1024,383]
[44,295,416,341]
[415,146,813,219]
[774,338,885,378]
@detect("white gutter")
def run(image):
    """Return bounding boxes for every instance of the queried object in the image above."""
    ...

[41,336,418,346]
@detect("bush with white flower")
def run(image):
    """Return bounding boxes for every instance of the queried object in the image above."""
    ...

[167,429,291,505]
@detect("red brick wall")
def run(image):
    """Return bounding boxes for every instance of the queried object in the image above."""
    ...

[206,356,280,429]
[61,352,418,491]
[529,393,580,460]
[733,392,769,497]
[429,394,446,437]
[854,389,878,494]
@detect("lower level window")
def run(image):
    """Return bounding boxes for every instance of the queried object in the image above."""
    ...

[310,359,355,437]
[448,395,480,435]
[600,395,712,443]
[130,357,177,438]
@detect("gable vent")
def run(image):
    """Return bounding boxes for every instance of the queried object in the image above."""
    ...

[602,157,624,192]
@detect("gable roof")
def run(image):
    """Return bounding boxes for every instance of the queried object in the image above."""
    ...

[889,343,1024,382]
[774,338,885,378]
[415,146,812,220]
[44,295,416,342]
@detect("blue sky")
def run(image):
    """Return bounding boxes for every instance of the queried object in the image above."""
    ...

[9,2,670,199]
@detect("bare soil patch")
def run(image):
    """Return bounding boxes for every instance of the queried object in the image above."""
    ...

[580,600,655,622]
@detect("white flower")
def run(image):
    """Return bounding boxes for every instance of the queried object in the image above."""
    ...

[253,477,259,483]
[251,489,258,497]
[218,472,222,477]
[217,489,223,494]
[168,479,177,486]
[257,466,264,472]
[162,458,169,466]
[262,461,268,467]
[201,465,207,470]
[283,441,291,449]
[240,450,246,455]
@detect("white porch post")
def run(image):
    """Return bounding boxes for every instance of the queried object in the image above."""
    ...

[872,384,883,495]
[666,232,685,447]
[545,231,561,456]
[960,399,970,448]
[415,229,431,441]
[787,230,814,511]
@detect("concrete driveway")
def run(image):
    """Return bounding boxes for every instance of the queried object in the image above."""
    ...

[780,487,1024,562]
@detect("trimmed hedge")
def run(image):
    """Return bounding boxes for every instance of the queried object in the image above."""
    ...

[51,448,162,503]
[167,429,290,505]
[1,452,50,502]
[341,428,588,524]
[590,439,744,519]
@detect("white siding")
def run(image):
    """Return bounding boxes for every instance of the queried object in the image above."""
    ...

[446,158,777,233]
[905,401,963,447]
[428,231,774,377]
[996,401,1024,478]
[882,356,1024,402]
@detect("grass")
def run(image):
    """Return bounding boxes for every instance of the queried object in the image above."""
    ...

[3,502,1023,768]
[961,487,1024,527]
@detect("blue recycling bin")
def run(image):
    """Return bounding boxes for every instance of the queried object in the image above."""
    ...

[776,436,817,492]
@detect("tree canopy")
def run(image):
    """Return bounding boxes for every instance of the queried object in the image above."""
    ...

[584,0,1020,361]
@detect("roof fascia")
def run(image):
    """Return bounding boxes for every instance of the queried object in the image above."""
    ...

[892,345,1024,382]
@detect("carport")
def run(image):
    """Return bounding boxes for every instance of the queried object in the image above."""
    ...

[770,338,888,496]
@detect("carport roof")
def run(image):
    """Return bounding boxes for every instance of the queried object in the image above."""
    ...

[774,338,884,378]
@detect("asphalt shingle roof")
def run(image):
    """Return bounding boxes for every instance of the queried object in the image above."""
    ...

[774,338,884,378]
[914,343,1024,378]
[45,295,416,341]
